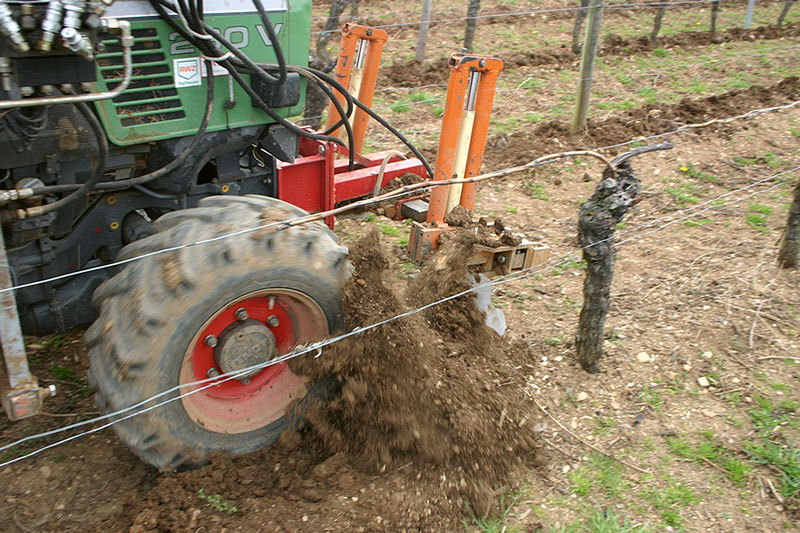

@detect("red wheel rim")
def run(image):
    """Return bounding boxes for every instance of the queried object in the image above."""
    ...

[179,289,328,434]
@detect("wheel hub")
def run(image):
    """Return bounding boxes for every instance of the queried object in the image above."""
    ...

[214,318,276,381]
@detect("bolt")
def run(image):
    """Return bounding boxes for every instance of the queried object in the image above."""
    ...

[235,307,248,321]
[206,367,220,378]
[497,255,507,264]
[204,334,218,348]
[239,377,251,385]
[266,315,280,327]
[479,58,487,68]
[317,145,326,155]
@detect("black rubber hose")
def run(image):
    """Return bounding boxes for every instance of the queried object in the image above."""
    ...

[299,65,434,179]
[251,0,287,85]
[201,24,348,149]
[35,102,108,215]
[32,62,215,195]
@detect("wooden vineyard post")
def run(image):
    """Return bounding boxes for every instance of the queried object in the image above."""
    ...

[416,0,433,64]
[572,0,591,53]
[711,0,720,35]
[778,179,800,268]
[463,0,481,52]
[744,0,755,28]
[570,0,604,136]
[778,0,796,25]
[651,2,667,44]
[575,143,673,372]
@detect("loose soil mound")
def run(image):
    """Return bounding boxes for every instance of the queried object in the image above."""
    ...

[118,230,543,531]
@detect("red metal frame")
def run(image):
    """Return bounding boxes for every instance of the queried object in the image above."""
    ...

[276,133,428,228]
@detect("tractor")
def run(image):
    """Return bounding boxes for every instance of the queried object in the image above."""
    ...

[0,0,536,470]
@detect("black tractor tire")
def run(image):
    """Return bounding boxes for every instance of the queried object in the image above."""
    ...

[85,195,350,471]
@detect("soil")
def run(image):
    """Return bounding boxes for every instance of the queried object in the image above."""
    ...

[381,21,800,88]
[2,2,800,532]
[481,77,800,170]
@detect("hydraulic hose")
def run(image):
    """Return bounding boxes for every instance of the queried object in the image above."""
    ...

[24,101,108,217]
[30,62,215,197]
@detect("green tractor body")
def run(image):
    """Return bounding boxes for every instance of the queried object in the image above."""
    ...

[94,0,310,145]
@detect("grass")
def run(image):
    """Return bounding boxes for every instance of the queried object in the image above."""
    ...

[569,454,628,498]
[552,259,587,276]
[379,224,399,237]
[523,182,549,201]
[642,476,701,527]
[680,163,720,183]
[665,182,705,205]
[464,490,520,533]
[640,385,664,410]
[684,218,713,228]
[745,213,770,234]
[51,365,80,383]
[749,203,774,215]
[197,489,238,514]
[552,508,655,532]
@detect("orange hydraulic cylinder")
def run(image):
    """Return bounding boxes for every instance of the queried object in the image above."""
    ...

[325,24,387,154]
[460,61,502,210]
[426,55,504,224]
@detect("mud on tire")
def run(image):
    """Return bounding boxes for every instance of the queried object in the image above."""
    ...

[85,196,350,471]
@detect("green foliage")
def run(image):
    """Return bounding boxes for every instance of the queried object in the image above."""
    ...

[553,259,587,276]
[749,203,774,215]
[665,183,704,205]
[43,334,68,350]
[569,454,628,498]
[743,440,800,500]
[684,218,713,228]
[746,213,770,234]
[51,365,79,383]
[642,477,701,527]
[652,48,668,58]
[464,491,519,533]
[640,385,664,410]
[198,489,238,514]
[379,224,399,237]
[523,182,549,201]
[681,163,719,183]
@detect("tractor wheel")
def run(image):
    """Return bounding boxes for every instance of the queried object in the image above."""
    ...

[86,195,350,470]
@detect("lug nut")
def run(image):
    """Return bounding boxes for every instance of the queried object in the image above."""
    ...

[235,307,248,321]
[206,368,220,379]
[204,334,218,348]
[266,315,280,327]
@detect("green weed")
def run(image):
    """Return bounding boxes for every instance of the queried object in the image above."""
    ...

[51,365,80,383]
[681,163,720,183]
[749,203,774,215]
[640,385,664,410]
[746,213,770,234]
[684,218,713,228]
[553,259,587,276]
[198,489,239,513]
[642,477,701,527]
[743,440,800,500]
[523,182,549,201]
[464,491,519,533]
[665,183,704,205]
[379,224,399,237]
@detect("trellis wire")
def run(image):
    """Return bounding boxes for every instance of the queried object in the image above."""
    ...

[310,0,793,35]
[2,95,798,297]
[2,161,797,469]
